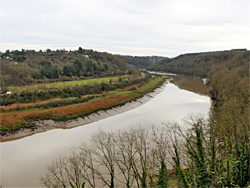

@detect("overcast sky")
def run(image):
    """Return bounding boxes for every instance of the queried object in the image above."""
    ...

[0,0,249,56]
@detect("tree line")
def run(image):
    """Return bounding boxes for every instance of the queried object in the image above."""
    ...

[40,125,181,188]
[41,116,249,187]
[116,55,167,69]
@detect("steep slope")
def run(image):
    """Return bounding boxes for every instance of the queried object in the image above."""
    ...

[147,49,248,77]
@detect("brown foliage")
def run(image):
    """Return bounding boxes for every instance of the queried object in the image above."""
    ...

[115,84,139,91]
[0,98,62,111]
[0,95,127,127]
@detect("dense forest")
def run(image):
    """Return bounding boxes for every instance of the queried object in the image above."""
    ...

[116,55,167,68]
[147,49,248,77]
[0,47,131,88]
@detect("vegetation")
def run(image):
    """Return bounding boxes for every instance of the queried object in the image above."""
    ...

[41,114,249,188]
[41,49,249,187]
[6,75,129,93]
[1,48,248,187]
[0,47,132,89]
[41,127,170,188]
[0,76,166,134]
[116,55,167,68]
[18,96,95,110]
[147,49,248,77]
[0,76,144,106]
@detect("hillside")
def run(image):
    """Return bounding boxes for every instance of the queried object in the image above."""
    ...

[147,49,249,77]
[0,48,130,88]
[116,55,167,68]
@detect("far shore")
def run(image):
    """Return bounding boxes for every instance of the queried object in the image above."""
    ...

[0,80,167,142]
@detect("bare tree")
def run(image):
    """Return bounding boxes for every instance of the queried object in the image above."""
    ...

[114,129,137,187]
[148,126,172,186]
[79,143,96,188]
[130,127,151,188]
[65,148,86,187]
[90,130,116,188]
[41,156,68,187]
[41,126,173,188]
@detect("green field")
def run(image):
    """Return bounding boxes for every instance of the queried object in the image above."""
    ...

[7,75,129,93]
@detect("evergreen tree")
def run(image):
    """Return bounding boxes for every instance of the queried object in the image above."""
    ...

[158,160,168,188]
[172,144,190,187]
[186,122,211,187]
[232,135,250,187]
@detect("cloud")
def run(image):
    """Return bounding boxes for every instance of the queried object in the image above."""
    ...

[0,0,249,56]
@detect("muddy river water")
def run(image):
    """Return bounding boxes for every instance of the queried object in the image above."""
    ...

[0,78,211,187]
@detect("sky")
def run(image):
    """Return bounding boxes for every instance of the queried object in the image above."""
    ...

[0,0,249,57]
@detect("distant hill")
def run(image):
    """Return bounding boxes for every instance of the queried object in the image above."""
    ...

[0,48,130,86]
[147,49,249,77]
[116,55,167,68]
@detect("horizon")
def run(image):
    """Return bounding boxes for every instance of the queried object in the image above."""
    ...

[1,0,250,57]
[0,47,248,59]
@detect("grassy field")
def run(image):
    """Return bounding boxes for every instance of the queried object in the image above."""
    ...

[7,75,129,93]
[0,76,166,134]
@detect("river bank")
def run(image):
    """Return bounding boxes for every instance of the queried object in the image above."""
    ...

[0,77,167,142]
[1,75,211,187]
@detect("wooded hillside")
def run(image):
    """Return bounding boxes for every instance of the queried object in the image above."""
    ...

[117,55,167,68]
[147,49,248,77]
[147,48,250,187]
[0,48,130,87]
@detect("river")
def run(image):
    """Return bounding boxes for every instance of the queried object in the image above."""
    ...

[0,78,211,187]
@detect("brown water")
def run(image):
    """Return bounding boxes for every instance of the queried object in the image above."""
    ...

[0,80,211,187]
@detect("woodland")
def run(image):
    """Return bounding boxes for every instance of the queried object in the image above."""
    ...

[39,49,249,187]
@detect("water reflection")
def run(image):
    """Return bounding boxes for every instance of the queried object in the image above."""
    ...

[0,81,211,187]
[170,76,210,96]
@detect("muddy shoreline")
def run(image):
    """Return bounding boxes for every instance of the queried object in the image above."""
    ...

[0,81,167,142]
